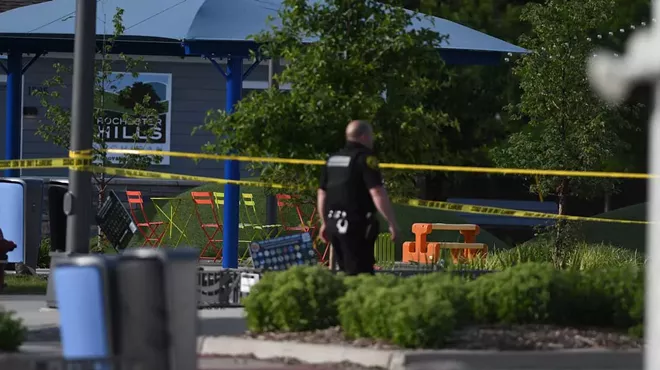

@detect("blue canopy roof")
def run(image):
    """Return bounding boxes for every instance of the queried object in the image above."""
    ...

[0,0,526,62]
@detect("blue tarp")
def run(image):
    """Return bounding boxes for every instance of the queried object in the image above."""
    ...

[0,0,526,55]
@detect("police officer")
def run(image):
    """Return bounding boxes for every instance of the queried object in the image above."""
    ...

[317,120,398,275]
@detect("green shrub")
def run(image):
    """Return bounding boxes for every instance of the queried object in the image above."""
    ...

[629,268,644,337]
[628,275,644,337]
[468,262,572,324]
[243,271,279,332]
[339,274,458,348]
[342,273,400,291]
[404,273,472,325]
[572,265,645,336]
[389,288,456,348]
[243,266,345,332]
[467,262,645,329]
[357,285,399,340]
[573,265,643,329]
[338,274,402,339]
[0,309,27,352]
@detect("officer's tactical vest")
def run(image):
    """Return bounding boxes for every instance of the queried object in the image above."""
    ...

[324,147,374,219]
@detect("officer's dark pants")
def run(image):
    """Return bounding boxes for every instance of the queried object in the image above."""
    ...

[328,218,379,276]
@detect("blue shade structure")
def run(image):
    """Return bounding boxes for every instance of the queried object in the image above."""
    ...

[0,0,526,59]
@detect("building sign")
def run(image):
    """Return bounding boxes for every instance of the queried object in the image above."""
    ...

[96,72,172,165]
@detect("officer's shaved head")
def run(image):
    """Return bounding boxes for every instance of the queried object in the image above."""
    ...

[346,120,374,149]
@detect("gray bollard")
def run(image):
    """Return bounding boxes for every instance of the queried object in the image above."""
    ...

[120,248,199,370]
[115,250,170,370]
[164,248,199,370]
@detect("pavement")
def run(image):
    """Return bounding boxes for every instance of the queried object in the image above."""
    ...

[0,294,290,369]
[0,294,249,336]
[0,295,645,370]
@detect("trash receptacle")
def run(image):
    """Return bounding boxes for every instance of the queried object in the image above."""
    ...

[120,248,198,370]
[54,255,116,363]
[0,177,43,269]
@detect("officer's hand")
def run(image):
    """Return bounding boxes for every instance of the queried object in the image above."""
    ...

[319,223,328,243]
[388,223,398,242]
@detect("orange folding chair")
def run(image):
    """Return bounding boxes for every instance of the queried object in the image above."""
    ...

[216,192,261,263]
[126,191,165,247]
[276,194,311,233]
[191,191,223,262]
[276,194,325,261]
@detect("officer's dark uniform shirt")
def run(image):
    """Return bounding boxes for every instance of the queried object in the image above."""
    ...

[319,141,384,223]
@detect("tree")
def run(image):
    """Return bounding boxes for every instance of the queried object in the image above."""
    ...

[33,7,163,251]
[490,0,639,267]
[198,0,456,198]
[402,0,648,203]
[404,0,536,199]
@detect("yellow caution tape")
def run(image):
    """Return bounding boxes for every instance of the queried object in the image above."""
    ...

[87,166,304,190]
[406,199,650,225]
[88,164,649,225]
[0,152,647,224]
[104,148,655,180]
[105,149,326,166]
[0,157,92,170]
[69,149,94,159]
[381,163,653,179]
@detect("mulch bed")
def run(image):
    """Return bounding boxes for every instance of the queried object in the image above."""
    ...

[244,325,643,351]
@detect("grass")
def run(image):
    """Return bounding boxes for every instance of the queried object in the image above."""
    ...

[139,183,510,260]
[2,275,48,295]
[451,239,644,271]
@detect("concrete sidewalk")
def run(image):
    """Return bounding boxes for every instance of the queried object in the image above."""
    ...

[0,295,248,337]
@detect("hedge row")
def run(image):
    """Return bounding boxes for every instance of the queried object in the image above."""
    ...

[243,263,644,348]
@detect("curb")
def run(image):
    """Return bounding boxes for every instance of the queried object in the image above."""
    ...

[197,336,644,370]
[197,336,400,369]
[19,341,61,354]
[398,348,643,370]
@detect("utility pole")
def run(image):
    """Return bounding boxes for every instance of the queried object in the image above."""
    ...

[65,0,96,254]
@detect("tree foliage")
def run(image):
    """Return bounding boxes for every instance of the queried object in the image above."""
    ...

[490,0,640,265]
[198,0,456,198]
[409,0,534,198]
[492,0,638,203]
[405,0,648,201]
[33,7,163,194]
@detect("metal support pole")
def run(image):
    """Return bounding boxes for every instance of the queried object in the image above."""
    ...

[222,56,243,268]
[65,0,97,254]
[647,10,660,370]
[647,82,660,370]
[587,2,660,368]
[265,58,279,230]
[4,52,22,177]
